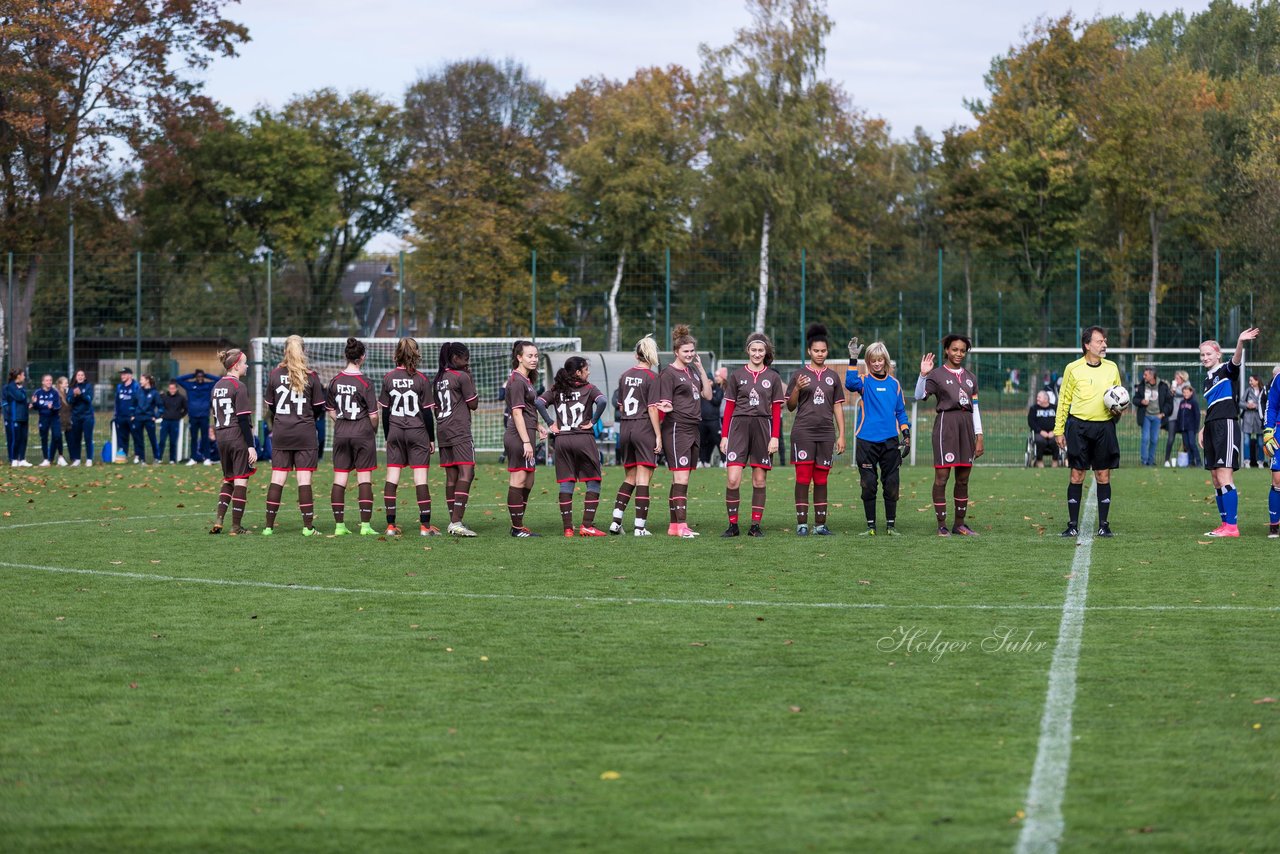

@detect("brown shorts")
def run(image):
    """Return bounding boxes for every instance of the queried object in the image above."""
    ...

[504,430,535,472]
[552,432,602,482]
[660,418,699,471]
[619,419,657,469]
[386,426,431,468]
[272,448,318,472]
[791,435,834,469]
[218,440,257,481]
[333,433,378,473]
[439,440,475,467]
[931,409,976,468]
[724,417,773,469]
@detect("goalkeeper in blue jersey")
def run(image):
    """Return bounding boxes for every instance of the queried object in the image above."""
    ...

[845,339,909,535]
[1264,365,1280,539]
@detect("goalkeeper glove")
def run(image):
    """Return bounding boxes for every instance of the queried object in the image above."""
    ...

[898,425,911,455]
[1264,427,1278,459]
[847,337,862,361]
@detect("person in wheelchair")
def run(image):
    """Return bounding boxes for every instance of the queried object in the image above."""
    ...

[1027,390,1061,467]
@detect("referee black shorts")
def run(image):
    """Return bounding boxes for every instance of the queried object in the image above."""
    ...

[1065,415,1120,471]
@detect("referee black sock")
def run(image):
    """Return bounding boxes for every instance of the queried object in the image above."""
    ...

[1096,482,1111,525]
[1067,482,1083,526]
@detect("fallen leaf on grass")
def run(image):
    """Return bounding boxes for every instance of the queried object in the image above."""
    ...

[150,560,161,565]
[788,705,802,713]
[1197,540,1211,545]
[1253,697,1276,704]
[858,579,871,586]
[689,642,706,647]
[109,560,123,565]
[55,616,65,621]
[612,575,627,580]
[405,572,417,577]
[783,640,793,645]
[128,682,139,689]
[600,771,621,781]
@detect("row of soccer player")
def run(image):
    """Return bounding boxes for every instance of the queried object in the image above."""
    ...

[203,325,984,538]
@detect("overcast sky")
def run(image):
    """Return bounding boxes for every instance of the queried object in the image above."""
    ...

[201,0,1211,137]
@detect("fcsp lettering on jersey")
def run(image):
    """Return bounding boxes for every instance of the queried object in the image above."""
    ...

[391,378,414,389]
[623,375,644,388]
[336,384,357,396]
[212,388,229,399]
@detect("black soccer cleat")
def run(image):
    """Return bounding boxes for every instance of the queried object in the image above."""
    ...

[1269,524,1279,539]
[1060,524,1079,538]
[747,523,764,537]
[1095,523,1114,538]
[721,523,740,538]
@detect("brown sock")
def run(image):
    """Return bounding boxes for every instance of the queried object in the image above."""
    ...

[298,484,314,529]
[672,482,689,524]
[231,484,247,528]
[331,483,345,524]
[750,486,765,524]
[265,481,283,529]
[507,486,525,528]
[932,481,947,524]
[794,481,809,526]
[612,481,635,525]
[584,487,600,526]
[635,485,650,527]
[216,482,233,523]
[559,489,574,530]
[726,487,740,524]
[452,471,473,524]
[814,481,828,527]
[357,482,373,524]
[416,482,431,527]
[383,481,397,525]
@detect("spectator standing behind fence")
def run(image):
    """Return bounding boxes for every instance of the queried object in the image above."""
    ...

[4,370,30,466]
[1028,390,1059,467]
[1164,369,1191,466]
[176,368,216,465]
[1175,384,1201,467]
[113,367,139,462]
[698,367,726,468]
[1242,374,1264,467]
[158,381,188,464]
[56,377,71,462]
[1133,368,1172,467]
[33,374,66,467]
[131,374,160,464]
[68,369,94,467]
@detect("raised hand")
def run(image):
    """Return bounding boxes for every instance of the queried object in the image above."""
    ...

[920,353,936,377]
[847,337,863,359]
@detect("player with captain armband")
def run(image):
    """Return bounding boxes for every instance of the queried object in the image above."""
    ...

[1196,327,1261,538]
[1053,326,1124,539]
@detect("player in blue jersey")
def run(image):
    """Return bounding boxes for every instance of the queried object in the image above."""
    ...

[32,374,65,467]
[846,340,910,535]
[68,369,95,466]
[176,368,216,465]
[1198,327,1260,537]
[4,369,30,466]
[1261,365,1279,539]
[113,367,140,462]
[131,374,160,464]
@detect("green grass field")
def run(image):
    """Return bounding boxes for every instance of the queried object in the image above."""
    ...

[1,460,1277,852]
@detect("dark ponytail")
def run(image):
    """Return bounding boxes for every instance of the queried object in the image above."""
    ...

[551,356,588,399]
[344,337,366,364]
[510,339,538,384]
[435,341,471,387]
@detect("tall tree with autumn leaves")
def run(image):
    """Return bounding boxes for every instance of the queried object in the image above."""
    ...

[0,0,246,369]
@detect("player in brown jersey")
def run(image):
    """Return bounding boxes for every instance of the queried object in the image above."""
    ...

[609,334,663,536]
[209,347,257,535]
[327,338,380,536]
[787,324,846,536]
[656,324,714,538]
[504,340,551,537]
[537,356,609,537]
[914,334,985,537]
[434,342,480,536]
[379,337,439,538]
[262,335,326,537]
[719,333,785,537]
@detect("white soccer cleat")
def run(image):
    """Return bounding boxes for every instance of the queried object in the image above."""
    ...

[39,460,50,467]
[70,459,81,467]
[185,459,196,466]
[56,456,68,466]
[85,460,93,467]
[608,521,623,535]
[633,527,652,537]
[447,522,477,537]
[203,459,213,466]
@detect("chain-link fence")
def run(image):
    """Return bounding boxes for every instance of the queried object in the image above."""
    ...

[3,247,1276,466]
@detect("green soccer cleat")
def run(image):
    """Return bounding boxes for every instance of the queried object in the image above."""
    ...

[884,527,901,537]
[301,527,318,537]
[859,527,876,537]
[333,523,351,537]
[359,522,378,536]
[260,527,274,537]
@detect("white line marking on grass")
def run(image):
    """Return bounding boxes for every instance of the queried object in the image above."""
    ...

[0,512,207,530]
[1015,482,1097,854]
[2,557,1276,613]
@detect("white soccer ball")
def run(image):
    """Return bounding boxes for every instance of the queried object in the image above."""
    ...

[1103,385,1131,414]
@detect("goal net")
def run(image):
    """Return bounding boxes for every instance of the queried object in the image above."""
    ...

[250,337,581,453]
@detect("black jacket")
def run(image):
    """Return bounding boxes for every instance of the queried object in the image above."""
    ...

[160,390,188,421]
[1131,379,1173,425]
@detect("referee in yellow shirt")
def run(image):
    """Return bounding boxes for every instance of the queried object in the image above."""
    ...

[1054,326,1124,539]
